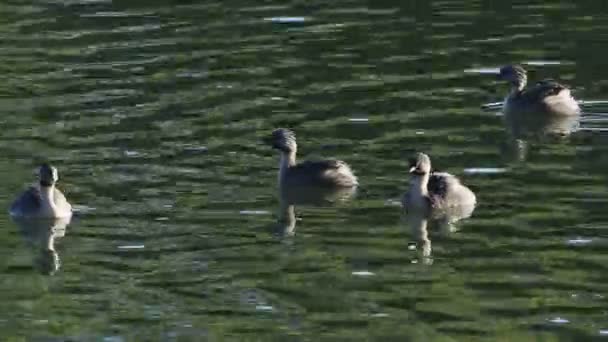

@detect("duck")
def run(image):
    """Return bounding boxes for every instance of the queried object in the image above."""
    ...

[403,153,476,213]
[267,128,358,189]
[9,164,72,219]
[498,64,580,117]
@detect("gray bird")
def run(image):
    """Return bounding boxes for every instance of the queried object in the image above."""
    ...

[498,64,580,117]
[268,128,358,189]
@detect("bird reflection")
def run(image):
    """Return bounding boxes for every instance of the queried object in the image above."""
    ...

[503,109,580,161]
[275,185,357,237]
[405,201,475,265]
[11,216,71,275]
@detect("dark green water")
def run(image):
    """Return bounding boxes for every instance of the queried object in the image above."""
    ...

[1,1,608,340]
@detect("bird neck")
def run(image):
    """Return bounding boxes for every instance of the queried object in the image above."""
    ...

[39,183,57,212]
[411,173,430,197]
[510,76,527,93]
[279,150,296,182]
[408,172,432,211]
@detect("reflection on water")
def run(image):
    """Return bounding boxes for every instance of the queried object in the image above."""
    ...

[504,109,580,140]
[277,185,356,237]
[406,201,475,265]
[504,110,580,161]
[12,216,71,275]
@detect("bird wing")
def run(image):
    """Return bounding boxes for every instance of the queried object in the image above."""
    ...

[288,160,355,187]
[9,187,41,215]
[520,79,568,102]
[428,173,450,198]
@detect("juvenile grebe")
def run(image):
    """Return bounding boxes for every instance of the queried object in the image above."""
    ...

[403,153,476,213]
[498,64,580,117]
[268,128,358,189]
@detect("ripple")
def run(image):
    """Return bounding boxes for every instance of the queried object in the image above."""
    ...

[579,100,608,106]
[255,305,274,312]
[117,245,145,250]
[463,67,500,74]
[72,205,96,214]
[547,317,570,324]
[481,101,503,110]
[239,210,271,216]
[566,238,593,246]
[524,60,566,66]
[263,16,307,23]
[463,168,508,175]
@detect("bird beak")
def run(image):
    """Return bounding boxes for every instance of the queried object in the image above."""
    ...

[409,166,417,174]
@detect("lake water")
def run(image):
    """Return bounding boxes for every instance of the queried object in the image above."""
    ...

[1,1,608,340]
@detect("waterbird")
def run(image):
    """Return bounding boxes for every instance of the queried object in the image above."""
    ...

[267,128,358,189]
[403,153,476,213]
[9,164,72,219]
[497,64,580,117]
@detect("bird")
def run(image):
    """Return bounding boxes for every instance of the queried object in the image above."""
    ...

[9,164,72,219]
[403,153,476,214]
[497,64,580,117]
[267,128,358,189]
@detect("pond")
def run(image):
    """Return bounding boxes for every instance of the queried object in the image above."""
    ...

[0,0,607,340]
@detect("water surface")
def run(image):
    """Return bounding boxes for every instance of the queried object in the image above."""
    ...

[1,0,608,340]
